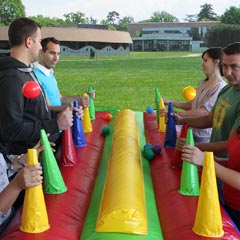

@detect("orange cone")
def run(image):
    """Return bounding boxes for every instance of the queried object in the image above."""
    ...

[178,128,199,196]
[20,149,50,233]
[192,152,224,237]
[61,127,78,166]
[171,123,188,169]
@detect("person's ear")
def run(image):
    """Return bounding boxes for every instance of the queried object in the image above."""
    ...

[25,36,31,48]
[214,59,220,66]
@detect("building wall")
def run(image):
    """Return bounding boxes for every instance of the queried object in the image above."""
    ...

[61,45,130,56]
[129,21,219,52]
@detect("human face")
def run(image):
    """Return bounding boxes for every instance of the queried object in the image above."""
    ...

[201,53,218,76]
[223,53,240,89]
[40,42,60,69]
[29,28,42,63]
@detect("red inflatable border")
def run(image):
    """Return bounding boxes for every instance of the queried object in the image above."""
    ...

[144,111,240,239]
[1,111,109,240]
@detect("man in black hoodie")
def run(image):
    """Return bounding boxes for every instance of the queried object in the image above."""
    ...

[0,17,74,155]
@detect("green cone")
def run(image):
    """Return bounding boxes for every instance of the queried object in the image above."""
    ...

[88,85,96,120]
[40,129,67,194]
[178,128,199,196]
[155,87,161,121]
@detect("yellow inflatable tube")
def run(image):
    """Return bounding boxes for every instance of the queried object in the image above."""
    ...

[96,109,147,235]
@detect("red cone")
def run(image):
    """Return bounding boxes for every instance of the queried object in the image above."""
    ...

[61,127,78,166]
[171,122,188,169]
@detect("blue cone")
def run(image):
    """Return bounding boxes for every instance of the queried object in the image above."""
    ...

[164,102,177,148]
[73,101,87,147]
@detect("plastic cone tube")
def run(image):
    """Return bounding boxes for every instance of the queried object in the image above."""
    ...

[20,149,50,233]
[192,151,224,237]
[164,102,177,148]
[178,128,199,196]
[40,129,67,194]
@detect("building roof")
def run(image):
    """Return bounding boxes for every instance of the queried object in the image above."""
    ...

[128,21,220,37]
[0,26,132,44]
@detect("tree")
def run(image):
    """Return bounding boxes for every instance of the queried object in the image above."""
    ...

[0,0,25,25]
[220,6,240,25]
[198,3,217,21]
[63,11,86,24]
[85,16,97,24]
[107,11,120,25]
[184,14,198,22]
[30,15,66,27]
[118,16,134,31]
[205,24,240,47]
[150,11,178,22]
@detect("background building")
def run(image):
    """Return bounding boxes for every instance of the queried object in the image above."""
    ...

[128,21,219,52]
[0,26,132,56]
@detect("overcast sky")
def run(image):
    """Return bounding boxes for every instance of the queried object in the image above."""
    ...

[21,0,239,22]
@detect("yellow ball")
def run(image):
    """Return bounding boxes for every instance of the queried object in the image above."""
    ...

[182,86,196,100]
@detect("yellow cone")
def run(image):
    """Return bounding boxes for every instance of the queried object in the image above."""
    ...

[192,151,224,237]
[82,93,93,132]
[20,149,50,233]
[159,97,166,132]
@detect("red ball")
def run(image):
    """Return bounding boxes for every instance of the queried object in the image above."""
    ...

[105,113,112,121]
[22,81,41,99]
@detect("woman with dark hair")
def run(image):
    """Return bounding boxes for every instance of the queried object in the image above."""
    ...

[163,47,226,143]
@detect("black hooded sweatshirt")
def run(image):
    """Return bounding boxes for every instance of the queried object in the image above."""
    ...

[0,56,59,154]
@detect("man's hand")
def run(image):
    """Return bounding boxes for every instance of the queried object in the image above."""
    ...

[79,96,90,108]
[73,105,84,119]
[182,145,204,166]
[175,137,186,151]
[57,107,73,130]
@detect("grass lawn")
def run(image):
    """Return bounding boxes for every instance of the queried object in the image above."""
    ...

[55,51,204,111]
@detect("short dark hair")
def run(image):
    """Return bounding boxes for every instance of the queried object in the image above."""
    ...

[41,37,60,52]
[202,47,224,76]
[223,42,240,55]
[8,17,41,47]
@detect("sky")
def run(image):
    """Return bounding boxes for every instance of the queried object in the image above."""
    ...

[21,0,239,22]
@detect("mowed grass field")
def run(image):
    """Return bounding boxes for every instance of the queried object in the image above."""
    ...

[55,51,204,111]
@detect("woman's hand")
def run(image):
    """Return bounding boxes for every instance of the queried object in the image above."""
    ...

[13,164,43,190]
[182,144,204,166]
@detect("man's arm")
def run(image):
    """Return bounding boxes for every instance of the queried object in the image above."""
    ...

[175,110,214,128]
[195,140,228,156]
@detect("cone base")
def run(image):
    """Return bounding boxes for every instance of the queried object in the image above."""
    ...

[83,128,93,133]
[75,143,87,147]
[62,162,75,166]
[44,186,67,194]
[20,224,50,233]
[192,226,224,238]
[178,189,199,196]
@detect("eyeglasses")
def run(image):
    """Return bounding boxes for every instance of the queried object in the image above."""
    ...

[223,63,240,71]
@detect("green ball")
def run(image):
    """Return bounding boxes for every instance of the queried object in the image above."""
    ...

[143,148,156,161]
[143,143,153,150]
[102,126,110,135]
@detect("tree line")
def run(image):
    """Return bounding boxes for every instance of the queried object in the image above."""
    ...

[0,0,240,47]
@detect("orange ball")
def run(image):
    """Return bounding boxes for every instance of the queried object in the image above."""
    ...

[182,86,196,100]
[105,113,112,121]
